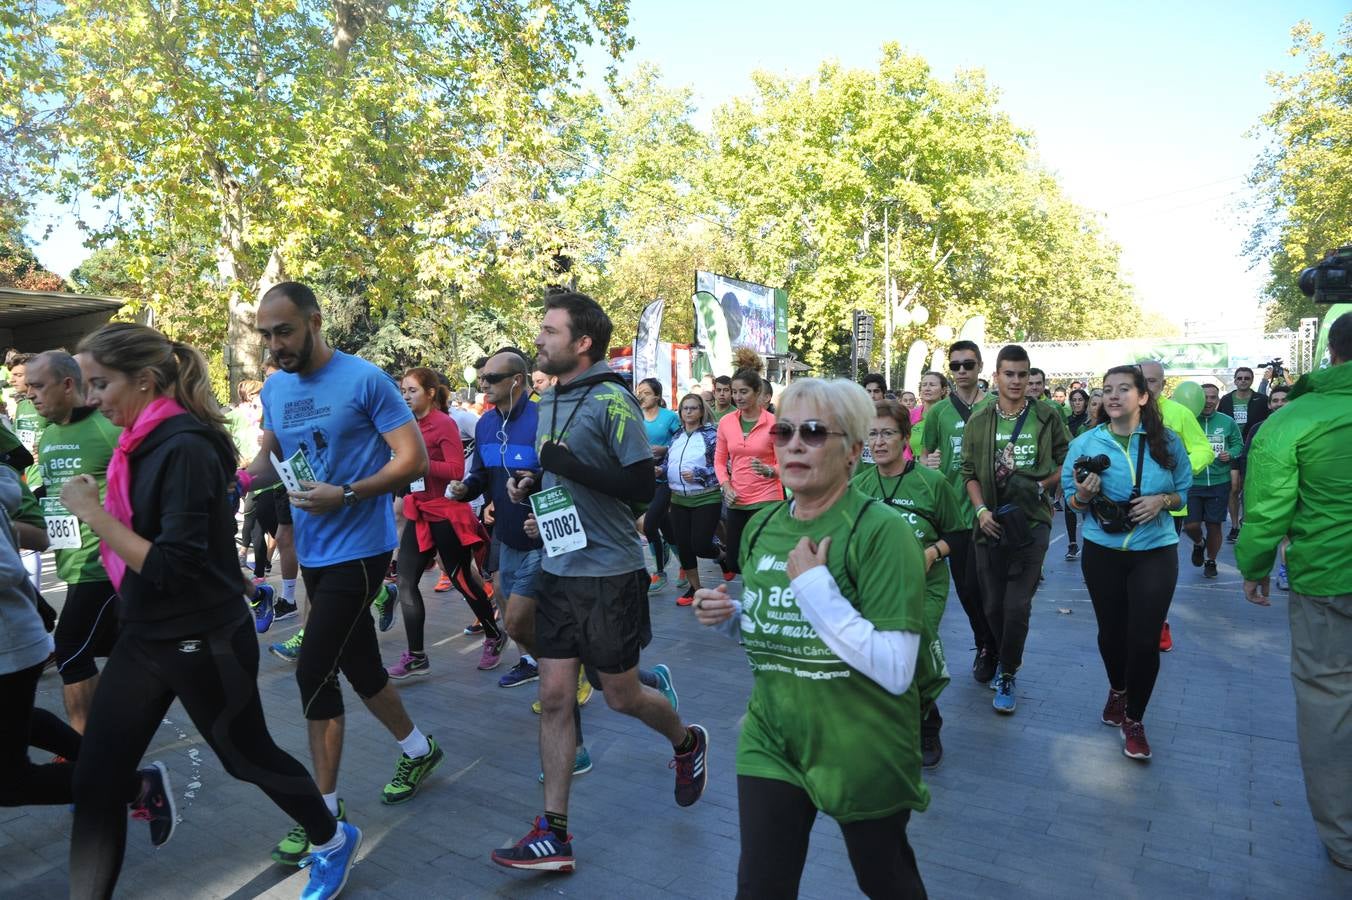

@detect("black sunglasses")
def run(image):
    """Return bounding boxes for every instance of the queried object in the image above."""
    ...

[949,360,978,372]
[771,420,846,447]
[479,372,514,385]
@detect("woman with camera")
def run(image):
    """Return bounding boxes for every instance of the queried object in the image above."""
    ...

[1061,365,1192,762]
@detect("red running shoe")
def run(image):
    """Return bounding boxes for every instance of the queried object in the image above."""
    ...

[1101,688,1126,727]
[434,573,453,592]
[1159,622,1173,653]
[1121,718,1152,760]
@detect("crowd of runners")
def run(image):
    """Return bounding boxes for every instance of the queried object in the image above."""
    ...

[0,282,1346,898]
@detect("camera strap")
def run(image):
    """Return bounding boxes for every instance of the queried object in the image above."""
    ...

[1132,432,1146,496]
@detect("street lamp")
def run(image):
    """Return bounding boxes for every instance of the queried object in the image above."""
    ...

[882,199,897,388]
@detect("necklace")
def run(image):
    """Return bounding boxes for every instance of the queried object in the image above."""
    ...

[996,399,1028,421]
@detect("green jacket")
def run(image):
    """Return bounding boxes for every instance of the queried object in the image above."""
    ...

[960,398,1068,538]
[1236,362,1352,596]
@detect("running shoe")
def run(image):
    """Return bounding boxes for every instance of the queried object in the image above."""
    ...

[577,668,593,707]
[538,746,594,783]
[271,629,305,662]
[498,658,539,688]
[253,584,276,634]
[988,662,1003,691]
[722,568,736,582]
[676,587,695,607]
[478,632,509,670]
[993,673,1017,713]
[274,800,347,866]
[253,575,269,587]
[972,647,998,685]
[1226,527,1240,543]
[1159,622,1173,653]
[387,651,430,680]
[1204,560,1218,579]
[652,664,678,711]
[675,569,689,591]
[463,621,485,636]
[374,583,397,633]
[299,821,362,899]
[650,571,668,592]
[130,761,176,848]
[1191,541,1205,567]
[1121,718,1152,760]
[671,724,709,807]
[434,573,452,592]
[274,597,299,622]
[1101,688,1127,727]
[491,816,575,872]
[382,738,444,805]
[1064,542,1079,561]
[921,730,942,770]
[1277,563,1290,591]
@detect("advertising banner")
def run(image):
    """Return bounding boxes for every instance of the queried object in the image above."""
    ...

[634,298,666,389]
[695,271,787,356]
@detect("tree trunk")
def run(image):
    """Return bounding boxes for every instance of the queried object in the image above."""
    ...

[224,247,285,394]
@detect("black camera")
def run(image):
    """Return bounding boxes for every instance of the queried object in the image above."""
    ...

[1258,358,1286,379]
[1073,454,1110,484]
[1299,246,1352,304]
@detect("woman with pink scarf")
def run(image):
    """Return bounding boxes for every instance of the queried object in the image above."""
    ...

[58,323,355,899]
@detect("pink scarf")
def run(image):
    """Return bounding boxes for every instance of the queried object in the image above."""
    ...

[101,396,187,590]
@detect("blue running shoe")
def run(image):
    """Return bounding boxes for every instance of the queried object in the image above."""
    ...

[498,658,539,688]
[491,816,574,872]
[252,584,276,634]
[375,583,397,633]
[993,673,1017,714]
[300,820,362,899]
[271,629,304,662]
[539,745,594,783]
[652,664,678,711]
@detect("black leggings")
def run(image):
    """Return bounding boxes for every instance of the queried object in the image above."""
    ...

[298,553,393,721]
[397,519,500,652]
[723,506,761,575]
[1081,541,1178,721]
[1064,508,1078,545]
[53,580,119,685]
[0,661,84,807]
[71,617,334,899]
[643,483,677,571]
[669,499,722,570]
[945,530,993,652]
[736,775,927,899]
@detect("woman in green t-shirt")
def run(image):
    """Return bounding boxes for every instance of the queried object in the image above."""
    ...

[692,378,929,899]
[854,398,962,772]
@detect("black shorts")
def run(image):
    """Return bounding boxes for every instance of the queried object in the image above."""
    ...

[534,570,651,674]
[53,580,119,685]
[254,488,292,536]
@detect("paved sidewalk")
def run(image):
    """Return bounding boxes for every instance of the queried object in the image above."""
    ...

[4,532,1350,899]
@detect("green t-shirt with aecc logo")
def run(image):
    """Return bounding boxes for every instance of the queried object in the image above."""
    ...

[736,486,929,822]
[13,397,47,489]
[920,394,992,527]
[37,408,121,584]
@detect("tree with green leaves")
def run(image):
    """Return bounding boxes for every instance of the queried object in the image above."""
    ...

[1246,14,1352,331]
[2,0,631,388]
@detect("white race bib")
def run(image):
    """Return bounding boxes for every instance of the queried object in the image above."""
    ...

[1210,438,1226,458]
[409,477,426,493]
[41,497,81,550]
[860,445,875,465]
[529,486,587,557]
[17,428,36,453]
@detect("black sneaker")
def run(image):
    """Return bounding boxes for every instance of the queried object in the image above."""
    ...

[491,816,575,872]
[972,647,998,685]
[1226,527,1240,543]
[1191,542,1205,567]
[130,761,176,848]
[1064,542,1079,561]
[273,597,299,622]
[672,725,709,808]
[1204,560,1218,579]
[921,731,943,769]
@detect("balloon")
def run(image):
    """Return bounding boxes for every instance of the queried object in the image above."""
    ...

[934,324,955,341]
[911,305,930,326]
[1173,380,1205,416]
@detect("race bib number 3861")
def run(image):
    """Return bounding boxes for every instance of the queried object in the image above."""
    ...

[529,486,588,558]
[41,497,81,550]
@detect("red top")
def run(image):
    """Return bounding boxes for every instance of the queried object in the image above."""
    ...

[414,408,464,499]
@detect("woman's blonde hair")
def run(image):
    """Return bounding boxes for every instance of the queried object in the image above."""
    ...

[777,378,872,448]
[78,323,228,432]
[676,392,712,427]
[237,379,264,403]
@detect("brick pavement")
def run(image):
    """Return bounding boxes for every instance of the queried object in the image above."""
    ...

[4,530,1351,899]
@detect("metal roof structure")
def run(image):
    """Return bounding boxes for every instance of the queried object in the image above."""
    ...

[0,288,124,326]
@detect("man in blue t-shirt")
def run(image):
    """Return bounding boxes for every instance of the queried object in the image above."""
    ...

[246,281,442,867]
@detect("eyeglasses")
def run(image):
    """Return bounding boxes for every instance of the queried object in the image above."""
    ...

[479,372,513,386]
[866,428,902,442]
[771,420,846,447]
[949,360,978,372]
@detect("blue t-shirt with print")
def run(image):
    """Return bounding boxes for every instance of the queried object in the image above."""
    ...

[261,351,414,567]
[644,407,681,447]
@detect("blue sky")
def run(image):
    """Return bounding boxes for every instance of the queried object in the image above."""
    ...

[30,0,1346,333]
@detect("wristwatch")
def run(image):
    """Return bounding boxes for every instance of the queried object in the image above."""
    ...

[342,483,359,507]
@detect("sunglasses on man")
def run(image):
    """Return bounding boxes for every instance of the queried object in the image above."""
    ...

[949,360,978,372]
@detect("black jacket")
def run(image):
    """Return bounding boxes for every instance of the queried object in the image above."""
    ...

[119,413,248,639]
[1218,390,1268,441]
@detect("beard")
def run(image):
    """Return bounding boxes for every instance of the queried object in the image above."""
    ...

[537,345,578,376]
[275,330,315,373]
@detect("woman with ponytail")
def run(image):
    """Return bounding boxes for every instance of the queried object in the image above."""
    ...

[1060,365,1192,764]
[387,367,505,679]
[58,323,353,898]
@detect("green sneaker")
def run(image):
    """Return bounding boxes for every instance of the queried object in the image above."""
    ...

[374,583,397,633]
[382,737,444,805]
[272,798,345,866]
[269,628,304,662]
